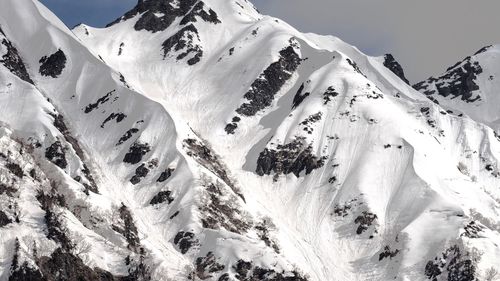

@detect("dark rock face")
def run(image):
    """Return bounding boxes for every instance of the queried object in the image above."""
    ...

[383,54,409,84]
[346,58,366,78]
[107,0,219,33]
[39,49,67,78]
[256,137,326,178]
[149,190,174,205]
[174,231,199,254]
[292,83,310,109]
[84,90,116,114]
[354,211,378,235]
[233,260,308,281]
[473,45,492,55]
[37,248,122,281]
[461,221,484,239]
[0,210,12,227]
[45,141,68,169]
[0,27,34,84]
[156,167,174,182]
[224,116,241,135]
[183,138,245,201]
[379,246,400,261]
[414,56,483,103]
[180,1,221,25]
[101,113,127,128]
[194,252,225,280]
[425,245,478,281]
[162,24,203,65]
[235,44,301,117]
[130,163,150,185]
[123,142,151,165]
[6,162,24,178]
[0,183,16,196]
[323,86,340,105]
[107,0,195,31]
[117,128,140,146]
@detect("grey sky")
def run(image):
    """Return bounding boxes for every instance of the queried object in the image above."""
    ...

[40,0,500,82]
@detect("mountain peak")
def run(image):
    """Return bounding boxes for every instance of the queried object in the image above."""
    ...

[106,0,221,32]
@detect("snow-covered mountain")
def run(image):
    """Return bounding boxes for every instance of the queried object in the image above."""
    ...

[1,0,499,280]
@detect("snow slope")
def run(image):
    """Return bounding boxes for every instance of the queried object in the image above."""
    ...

[0,0,499,280]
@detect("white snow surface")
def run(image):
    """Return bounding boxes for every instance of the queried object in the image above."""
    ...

[0,0,499,280]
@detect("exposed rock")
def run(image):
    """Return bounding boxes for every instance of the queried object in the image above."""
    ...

[225,116,241,135]
[461,221,484,239]
[6,162,23,178]
[0,183,16,196]
[323,86,340,105]
[156,167,174,182]
[45,141,68,169]
[101,113,127,128]
[117,128,140,146]
[232,260,308,281]
[149,190,174,205]
[0,210,12,227]
[425,245,479,281]
[292,83,309,109]
[0,27,33,84]
[346,58,366,78]
[162,24,203,65]
[123,142,151,165]
[379,246,400,261]
[354,211,378,235]
[235,44,301,117]
[107,0,220,34]
[180,1,221,25]
[39,49,67,78]
[256,137,326,178]
[130,163,150,185]
[383,54,409,84]
[194,252,225,280]
[37,248,122,281]
[84,89,116,114]
[174,231,199,254]
[414,57,483,103]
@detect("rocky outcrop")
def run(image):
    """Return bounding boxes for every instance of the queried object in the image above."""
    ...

[414,55,484,103]
[383,54,409,84]
[256,137,326,178]
[0,27,33,84]
[107,0,219,33]
[161,24,203,65]
[39,49,67,78]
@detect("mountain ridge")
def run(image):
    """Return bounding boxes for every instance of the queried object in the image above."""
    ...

[0,0,499,280]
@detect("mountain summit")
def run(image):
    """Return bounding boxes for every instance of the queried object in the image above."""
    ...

[0,0,499,280]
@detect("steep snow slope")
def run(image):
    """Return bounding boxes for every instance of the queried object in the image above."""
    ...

[0,0,499,280]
